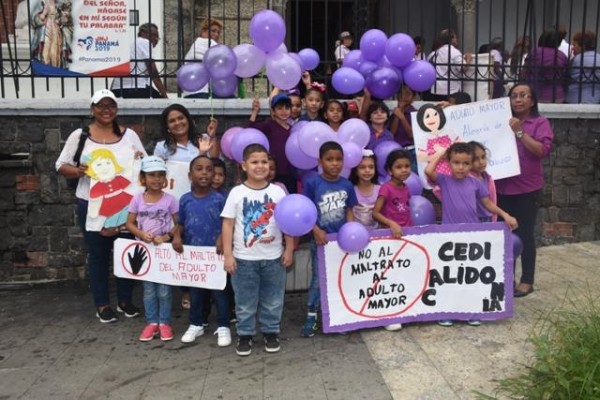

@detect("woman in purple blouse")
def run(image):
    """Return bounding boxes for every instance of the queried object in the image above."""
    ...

[496,84,554,297]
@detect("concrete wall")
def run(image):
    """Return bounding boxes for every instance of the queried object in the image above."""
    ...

[0,99,599,282]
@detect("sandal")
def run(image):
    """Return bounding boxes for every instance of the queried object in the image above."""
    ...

[181,293,191,310]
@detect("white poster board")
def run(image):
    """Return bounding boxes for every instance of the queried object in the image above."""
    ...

[164,160,191,201]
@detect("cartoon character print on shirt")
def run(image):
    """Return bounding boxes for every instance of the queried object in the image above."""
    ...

[242,194,277,248]
[318,190,348,227]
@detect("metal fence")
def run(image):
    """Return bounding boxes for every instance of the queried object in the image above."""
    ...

[1,0,600,102]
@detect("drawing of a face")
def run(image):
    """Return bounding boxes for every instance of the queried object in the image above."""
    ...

[423,108,441,132]
[91,156,116,182]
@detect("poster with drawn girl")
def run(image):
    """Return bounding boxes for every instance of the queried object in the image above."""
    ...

[411,97,520,188]
[83,146,143,231]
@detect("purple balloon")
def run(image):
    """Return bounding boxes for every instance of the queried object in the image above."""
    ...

[211,75,238,98]
[403,60,437,92]
[378,174,391,184]
[409,195,436,226]
[341,167,352,179]
[298,121,336,159]
[176,63,209,92]
[230,128,270,163]
[366,67,402,99]
[512,233,523,258]
[291,120,308,134]
[338,118,371,148]
[220,126,243,159]
[374,140,402,176]
[233,44,266,78]
[342,142,363,169]
[274,194,318,236]
[266,52,302,90]
[337,222,370,253]
[342,50,364,71]
[285,133,319,169]
[298,48,320,71]
[249,10,286,53]
[405,172,423,196]
[359,60,378,77]
[385,33,417,68]
[360,29,388,62]
[288,52,303,69]
[331,67,365,95]
[378,56,403,80]
[204,45,237,80]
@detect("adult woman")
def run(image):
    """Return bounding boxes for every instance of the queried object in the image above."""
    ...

[565,30,600,104]
[496,84,554,297]
[183,18,223,98]
[523,30,568,103]
[426,29,473,101]
[56,89,146,322]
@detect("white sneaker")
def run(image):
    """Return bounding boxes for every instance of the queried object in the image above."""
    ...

[214,326,232,347]
[384,323,403,331]
[181,325,204,343]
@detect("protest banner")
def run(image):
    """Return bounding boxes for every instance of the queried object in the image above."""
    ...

[411,97,520,188]
[113,238,226,290]
[319,223,513,333]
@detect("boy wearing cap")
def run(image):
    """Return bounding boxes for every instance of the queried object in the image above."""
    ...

[248,94,295,193]
[126,156,179,341]
[335,31,353,67]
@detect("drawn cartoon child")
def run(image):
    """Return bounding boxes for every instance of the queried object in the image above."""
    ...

[85,148,133,228]
[416,103,460,176]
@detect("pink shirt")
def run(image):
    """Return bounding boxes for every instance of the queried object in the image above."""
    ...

[378,182,412,227]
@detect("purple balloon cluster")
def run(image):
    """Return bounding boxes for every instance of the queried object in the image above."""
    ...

[332,29,436,98]
[220,126,270,163]
[177,44,239,97]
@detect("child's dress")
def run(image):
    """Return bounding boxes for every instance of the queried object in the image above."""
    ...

[353,184,380,230]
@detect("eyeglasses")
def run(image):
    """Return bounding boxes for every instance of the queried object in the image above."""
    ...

[94,103,117,111]
[510,93,531,100]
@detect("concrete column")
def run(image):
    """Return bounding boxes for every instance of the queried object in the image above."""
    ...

[452,0,477,53]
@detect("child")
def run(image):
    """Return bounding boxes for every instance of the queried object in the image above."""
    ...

[289,92,303,123]
[324,99,346,132]
[349,149,380,231]
[302,141,358,337]
[125,156,179,342]
[364,101,395,150]
[389,86,417,172]
[211,157,228,196]
[299,84,326,122]
[469,141,497,222]
[249,94,295,194]
[221,144,294,356]
[267,156,289,195]
[173,155,231,347]
[425,143,518,327]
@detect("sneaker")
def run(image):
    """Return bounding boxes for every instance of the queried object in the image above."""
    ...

[236,335,253,356]
[116,303,141,318]
[384,323,403,331]
[264,334,281,353]
[159,324,174,341]
[438,320,454,327]
[139,324,159,341]
[181,325,205,343]
[96,307,118,323]
[301,315,317,337]
[467,319,482,326]
[214,327,232,347]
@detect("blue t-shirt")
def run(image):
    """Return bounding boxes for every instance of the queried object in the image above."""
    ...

[178,190,225,246]
[435,174,489,224]
[303,175,358,233]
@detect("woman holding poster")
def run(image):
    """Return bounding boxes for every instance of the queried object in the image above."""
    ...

[496,84,554,298]
[55,89,146,323]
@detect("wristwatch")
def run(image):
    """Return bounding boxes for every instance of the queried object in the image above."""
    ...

[515,130,525,139]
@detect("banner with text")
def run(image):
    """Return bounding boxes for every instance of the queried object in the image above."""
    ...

[319,223,513,333]
[113,238,226,290]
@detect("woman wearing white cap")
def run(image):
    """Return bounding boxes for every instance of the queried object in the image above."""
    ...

[55,89,147,324]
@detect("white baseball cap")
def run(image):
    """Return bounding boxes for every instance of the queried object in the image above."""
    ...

[91,89,118,105]
[141,156,168,173]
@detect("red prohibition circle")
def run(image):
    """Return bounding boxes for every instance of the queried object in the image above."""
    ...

[120,242,152,277]
[337,237,431,319]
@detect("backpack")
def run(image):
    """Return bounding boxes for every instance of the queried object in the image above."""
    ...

[66,126,90,190]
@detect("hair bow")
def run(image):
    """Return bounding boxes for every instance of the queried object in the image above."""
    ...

[362,149,374,157]
[311,82,327,92]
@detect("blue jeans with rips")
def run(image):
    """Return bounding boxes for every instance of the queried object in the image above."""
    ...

[231,258,286,336]
[77,200,134,307]
[143,282,172,324]
[189,288,230,327]
[307,240,321,313]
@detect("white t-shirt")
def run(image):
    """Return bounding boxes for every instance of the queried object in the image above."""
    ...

[183,37,218,96]
[220,183,286,261]
[431,44,465,96]
[112,37,153,89]
[335,44,350,63]
[55,128,147,201]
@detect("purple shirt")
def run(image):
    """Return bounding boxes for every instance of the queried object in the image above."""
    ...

[366,126,395,150]
[435,174,489,224]
[525,47,568,102]
[248,119,291,176]
[129,192,179,237]
[378,182,412,227]
[389,105,416,147]
[495,115,553,195]
[353,184,380,230]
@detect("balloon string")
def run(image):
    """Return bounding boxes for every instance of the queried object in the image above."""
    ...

[209,87,214,119]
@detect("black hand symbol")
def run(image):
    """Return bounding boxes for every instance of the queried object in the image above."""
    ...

[127,244,148,275]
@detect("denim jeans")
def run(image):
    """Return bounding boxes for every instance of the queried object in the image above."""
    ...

[143,282,172,324]
[307,240,321,313]
[189,288,229,327]
[231,258,286,336]
[77,200,134,307]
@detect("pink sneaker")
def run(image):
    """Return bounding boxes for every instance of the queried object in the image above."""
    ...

[139,324,159,342]
[159,324,174,341]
